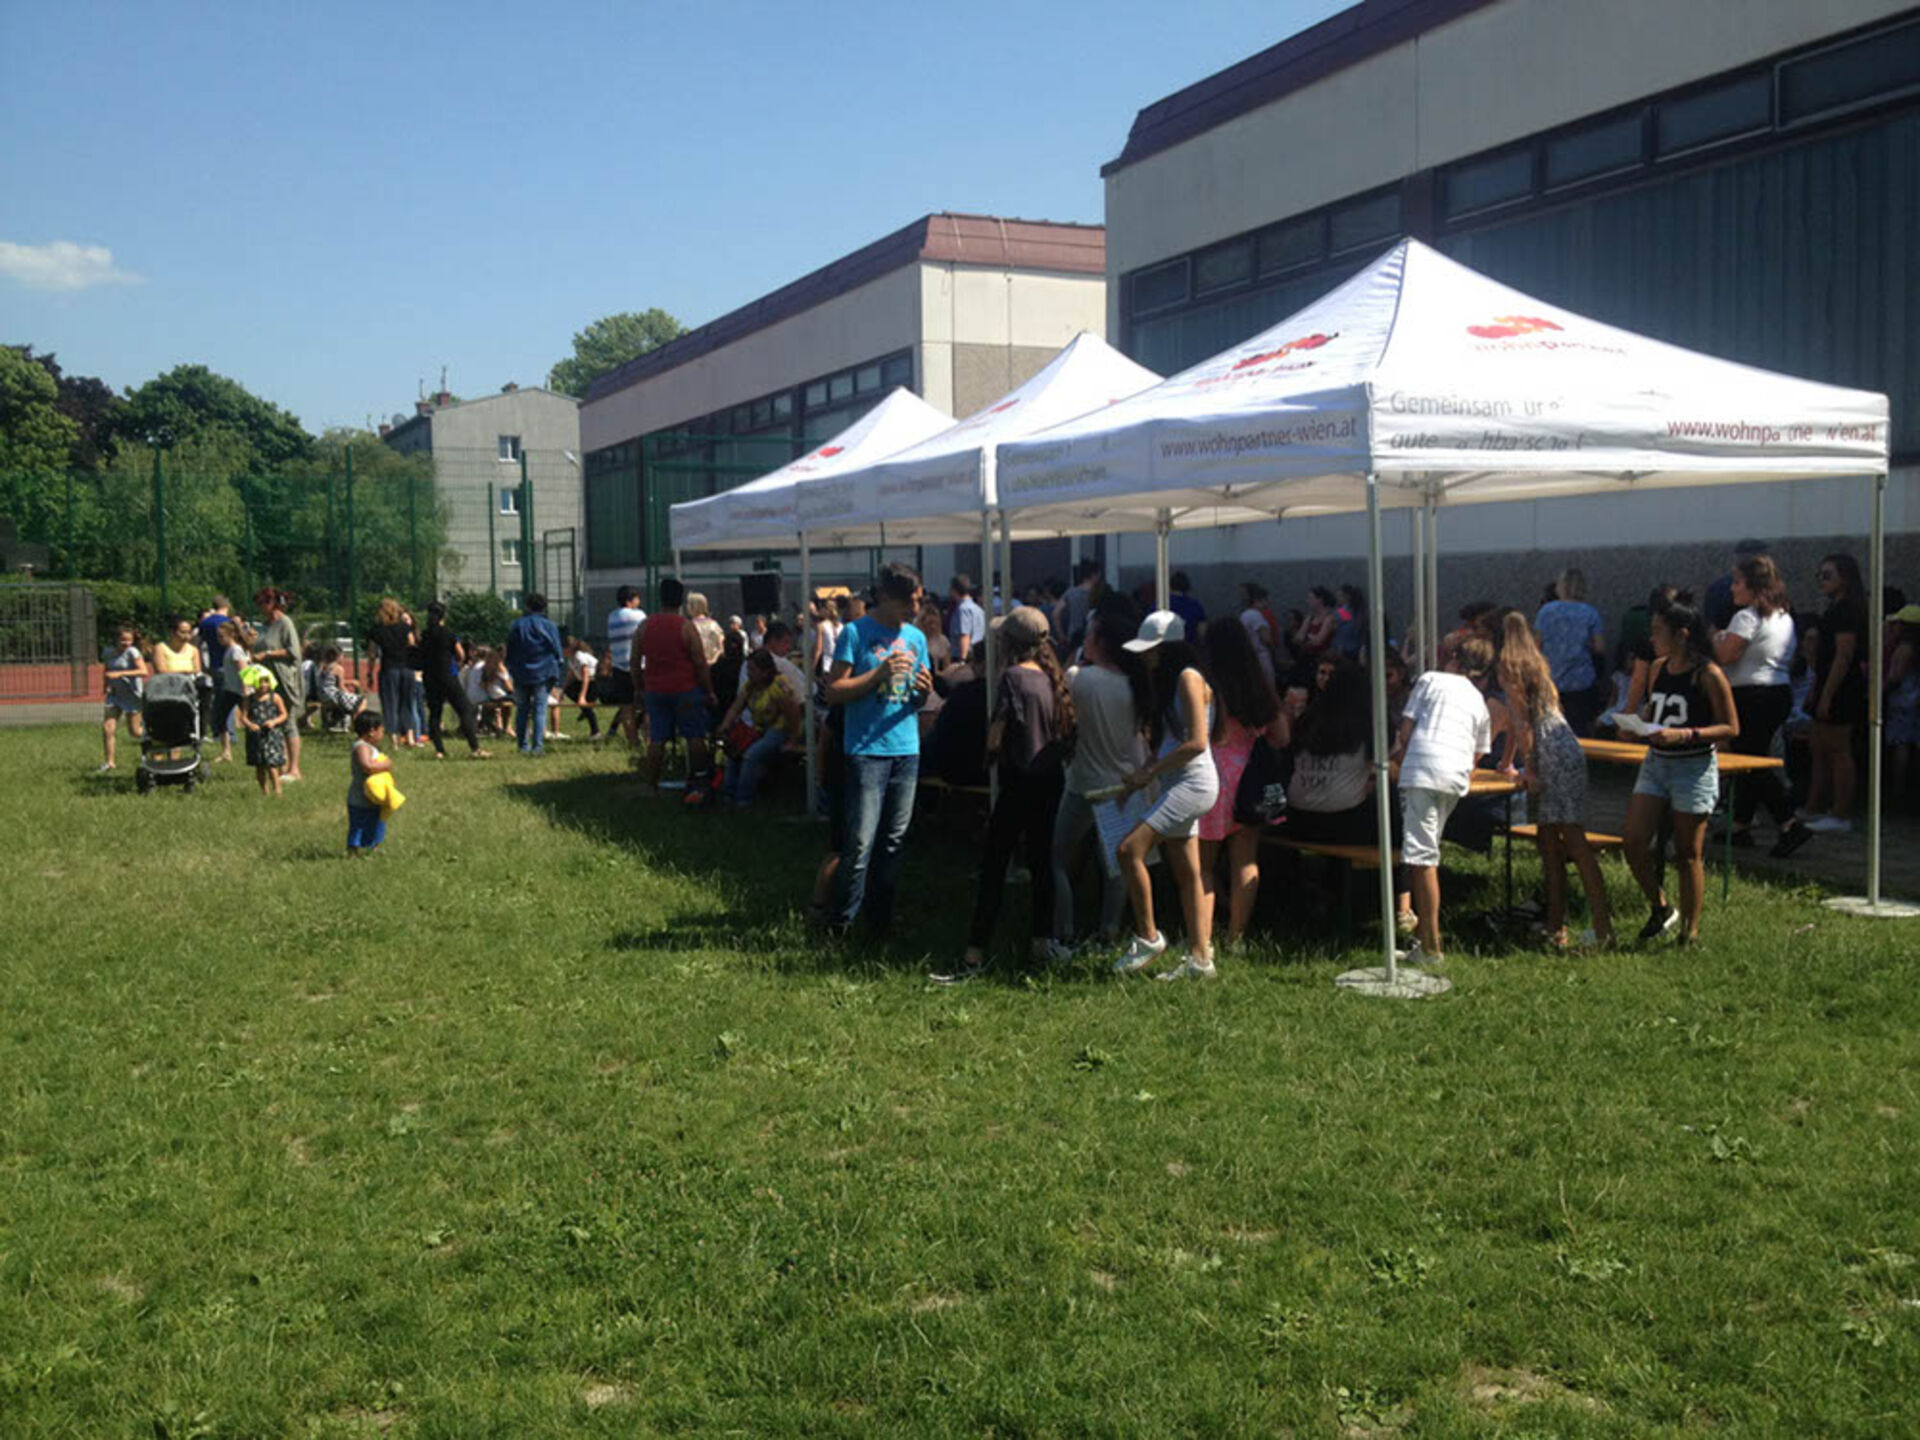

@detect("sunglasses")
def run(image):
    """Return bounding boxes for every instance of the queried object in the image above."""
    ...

[1817,568,1837,580]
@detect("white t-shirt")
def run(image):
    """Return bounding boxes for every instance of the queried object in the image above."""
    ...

[1239,606,1276,682]
[1723,607,1795,688]
[606,606,645,670]
[463,665,486,706]
[1288,747,1370,812]
[1399,672,1491,796]
[570,651,599,684]
[814,619,841,676]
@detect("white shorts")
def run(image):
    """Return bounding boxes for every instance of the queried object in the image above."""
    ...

[1400,786,1460,868]
[1144,761,1219,841]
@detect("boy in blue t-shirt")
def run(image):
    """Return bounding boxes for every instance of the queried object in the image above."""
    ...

[825,562,931,933]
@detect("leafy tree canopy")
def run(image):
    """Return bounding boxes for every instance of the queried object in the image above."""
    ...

[0,347,77,479]
[7,345,122,471]
[547,309,686,399]
[113,364,312,474]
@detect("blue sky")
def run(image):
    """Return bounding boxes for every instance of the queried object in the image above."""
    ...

[1,0,1347,433]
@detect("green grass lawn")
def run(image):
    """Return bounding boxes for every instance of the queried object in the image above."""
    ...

[2,723,1917,1438]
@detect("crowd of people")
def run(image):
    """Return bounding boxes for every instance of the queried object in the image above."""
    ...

[95,537,1917,943]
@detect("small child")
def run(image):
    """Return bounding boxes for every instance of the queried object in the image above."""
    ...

[99,626,150,772]
[238,664,289,796]
[347,711,396,854]
[1391,636,1495,968]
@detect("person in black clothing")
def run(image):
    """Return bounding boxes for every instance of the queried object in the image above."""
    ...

[1801,552,1868,833]
[934,607,1076,982]
[923,648,989,788]
[368,598,419,748]
[420,600,490,759]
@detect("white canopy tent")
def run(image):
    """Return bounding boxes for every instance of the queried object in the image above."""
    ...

[996,238,1899,992]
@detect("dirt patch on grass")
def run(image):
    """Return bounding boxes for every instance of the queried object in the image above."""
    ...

[1225,1227,1277,1244]
[94,1273,143,1303]
[1088,1268,1121,1291]
[330,1408,403,1431]
[581,1382,636,1410]
[907,1292,966,1314]
[1165,1160,1190,1178]
[285,1136,314,1166]
[1462,1363,1606,1413]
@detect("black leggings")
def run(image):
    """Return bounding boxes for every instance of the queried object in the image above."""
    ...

[1729,684,1794,828]
[425,677,481,755]
[969,769,1062,950]
[566,678,600,736]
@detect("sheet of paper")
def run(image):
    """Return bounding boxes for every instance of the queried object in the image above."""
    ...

[1610,711,1664,739]
[1093,788,1160,878]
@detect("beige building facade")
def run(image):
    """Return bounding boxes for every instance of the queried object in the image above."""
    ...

[578,213,1106,623]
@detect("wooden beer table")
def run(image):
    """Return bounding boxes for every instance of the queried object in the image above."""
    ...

[1577,738,1786,900]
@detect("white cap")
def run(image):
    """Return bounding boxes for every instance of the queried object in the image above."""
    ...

[1123,609,1186,652]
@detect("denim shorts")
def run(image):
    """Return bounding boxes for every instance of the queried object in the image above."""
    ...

[1633,750,1720,815]
[645,687,709,742]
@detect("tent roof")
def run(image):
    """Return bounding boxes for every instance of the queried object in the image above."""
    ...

[669,387,951,551]
[996,238,1890,537]
[795,332,1160,547]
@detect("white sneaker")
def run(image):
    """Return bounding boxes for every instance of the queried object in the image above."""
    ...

[1112,931,1168,975]
[1804,815,1852,834]
[1155,955,1218,981]
[96,762,114,773]
[1394,941,1445,969]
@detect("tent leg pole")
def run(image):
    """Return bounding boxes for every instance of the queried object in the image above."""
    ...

[1154,510,1171,611]
[981,510,998,807]
[801,533,818,825]
[1410,510,1425,669]
[998,508,1014,618]
[1826,468,1918,919]
[1337,473,1451,998]
[1424,494,1440,672]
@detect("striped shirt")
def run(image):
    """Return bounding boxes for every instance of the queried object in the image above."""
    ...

[606,606,645,671]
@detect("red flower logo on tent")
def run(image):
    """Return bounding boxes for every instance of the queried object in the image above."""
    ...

[988,399,1020,414]
[816,446,844,458]
[1468,315,1563,340]
[1231,332,1337,371]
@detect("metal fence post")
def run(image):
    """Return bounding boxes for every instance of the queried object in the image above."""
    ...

[243,501,255,608]
[344,444,358,681]
[63,469,74,578]
[326,470,339,610]
[152,444,169,619]
[520,451,535,596]
[487,482,498,596]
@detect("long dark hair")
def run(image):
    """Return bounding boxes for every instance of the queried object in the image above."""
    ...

[1092,603,1153,735]
[1655,599,1714,668]
[1735,555,1788,617]
[1294,658,1370,758]
[1005,628,1077,748]
[1148,639,1210,748]
[1204,615,1278,731]
[1820,553,1864,607]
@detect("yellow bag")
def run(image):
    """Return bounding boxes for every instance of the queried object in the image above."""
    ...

[362,770,407,820]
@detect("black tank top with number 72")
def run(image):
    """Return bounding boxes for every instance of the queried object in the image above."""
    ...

[1646,660,1715,758]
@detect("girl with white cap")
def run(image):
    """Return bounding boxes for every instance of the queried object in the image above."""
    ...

[1113,609,1218,980]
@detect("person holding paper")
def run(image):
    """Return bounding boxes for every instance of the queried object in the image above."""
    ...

[1621,600,1739,947]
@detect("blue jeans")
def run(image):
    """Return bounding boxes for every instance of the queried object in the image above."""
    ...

[514,681,553,753]
[831,752,919,929]
[726,726,788,806]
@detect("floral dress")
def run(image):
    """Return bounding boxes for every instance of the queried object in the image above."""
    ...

[244,694,286,769]
[1527,707,1588,827]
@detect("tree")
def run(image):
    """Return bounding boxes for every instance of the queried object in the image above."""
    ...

[7,345,123,471]
[547,309,686,398]
[112,364,311,474]
[0,348,81,559]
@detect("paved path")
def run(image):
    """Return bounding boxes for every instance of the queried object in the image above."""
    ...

[1580,768,1919,903]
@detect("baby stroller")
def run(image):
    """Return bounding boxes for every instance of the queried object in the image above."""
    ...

[138,672,207,794]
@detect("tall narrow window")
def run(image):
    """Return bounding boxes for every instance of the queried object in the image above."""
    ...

[497,434,522,462]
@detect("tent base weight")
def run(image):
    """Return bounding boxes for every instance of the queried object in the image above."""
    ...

[1334,966,1452,999]
[1823,896,1920,919]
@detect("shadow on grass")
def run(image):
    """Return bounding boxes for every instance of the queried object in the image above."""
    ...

[508,770,936,977]
[505,768,1484,979]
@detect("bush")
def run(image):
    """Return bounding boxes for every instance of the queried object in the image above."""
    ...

[443,590,517,648]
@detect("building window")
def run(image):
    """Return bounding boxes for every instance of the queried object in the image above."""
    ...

[1193,239,1254,296]
[1657,72,1772,155]
[1258,214,1324,276]
[1778,17,1920,128]
[1546,110,1646,188]
[497,434,521,462]
[1130,258,1190,318]
[499,486,520,516]
[1328,189,1403,253]
[503,589,522,610]
[1442,149,1535,220]
[501,538,523,567]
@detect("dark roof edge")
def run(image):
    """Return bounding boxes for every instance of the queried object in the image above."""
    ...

[584,213,1105,405]
[1103,0,1500,178]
